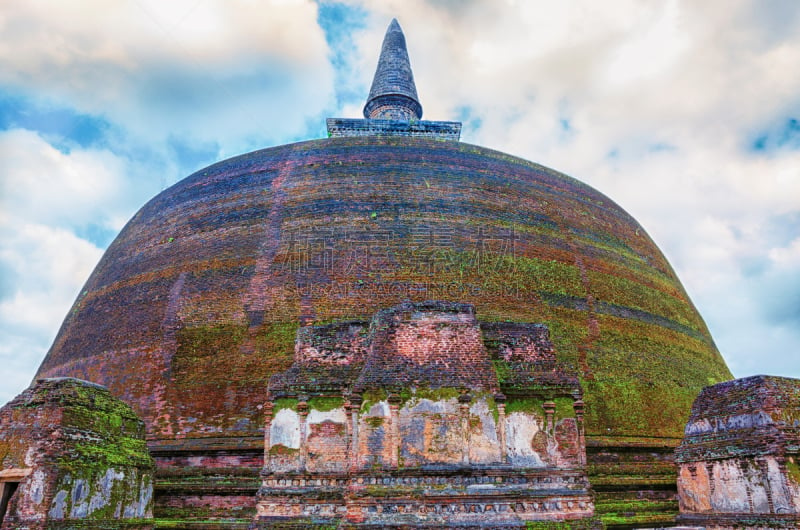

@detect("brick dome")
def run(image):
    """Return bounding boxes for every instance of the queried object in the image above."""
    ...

[35,135,731,446]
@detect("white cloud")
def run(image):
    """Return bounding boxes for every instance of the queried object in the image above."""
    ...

[1,129,127,228]
[603,0,689,86]
[0,0,335,153]
[0,224,102,332]
[0,221,104,402]
[0,130,133,402]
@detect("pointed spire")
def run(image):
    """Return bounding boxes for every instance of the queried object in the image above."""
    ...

[363,19,423,120]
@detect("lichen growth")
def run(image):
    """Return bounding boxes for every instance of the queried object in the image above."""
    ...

[404,387,462,405]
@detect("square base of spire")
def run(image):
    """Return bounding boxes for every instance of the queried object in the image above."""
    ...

[326,118,461,140]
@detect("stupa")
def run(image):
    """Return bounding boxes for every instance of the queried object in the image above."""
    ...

[2,19,738,529]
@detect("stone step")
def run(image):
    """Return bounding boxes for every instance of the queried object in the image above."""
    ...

[154,466,259,528]
[589,475,676,488]
[595,492,678,529]
[155,521,250,530]
[589,461,675,476]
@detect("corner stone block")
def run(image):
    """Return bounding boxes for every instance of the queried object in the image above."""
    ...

[676,375,800,529]
[0,377,154,530]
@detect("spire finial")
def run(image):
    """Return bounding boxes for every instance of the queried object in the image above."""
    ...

[363,18,423,120]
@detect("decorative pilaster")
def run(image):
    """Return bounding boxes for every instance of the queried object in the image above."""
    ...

[706,462,715,500]
[263,401,274,463]
[349,394,362,471]
[543,400,556,434]
[388,393,402,468]
[573,399,585,466]
[495,393,507,463]
[297,399,309,471]
[459,393,472,465]
[343,395,352,464]
[758,458,776,514]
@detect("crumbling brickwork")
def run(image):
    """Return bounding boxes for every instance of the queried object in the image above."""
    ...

[675,375,800,529]
[0,378,153,529]
[356,301,498,392]
[254,301,596,528]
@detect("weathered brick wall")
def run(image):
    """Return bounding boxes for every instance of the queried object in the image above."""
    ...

[306,410,349,473]
[481,321,556,363]
[397,397,465,467]
[676,375,800,529]
[357,300,498,392]
[295,321,369,366]
[0,378,153,529]
[357,401,394,469]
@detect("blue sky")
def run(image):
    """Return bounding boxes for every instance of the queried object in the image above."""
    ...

[1,0,799,404]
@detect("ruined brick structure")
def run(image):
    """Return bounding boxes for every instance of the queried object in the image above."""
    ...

[675,375,800,529]
[255,301,594,527]
[4,18,744,528]
[0,378,153,529]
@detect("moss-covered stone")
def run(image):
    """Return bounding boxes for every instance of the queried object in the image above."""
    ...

[0,378,154,528]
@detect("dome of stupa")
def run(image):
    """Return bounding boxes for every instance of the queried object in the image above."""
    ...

[36,131,731,441]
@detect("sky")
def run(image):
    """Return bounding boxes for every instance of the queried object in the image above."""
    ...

[1,0,799,404]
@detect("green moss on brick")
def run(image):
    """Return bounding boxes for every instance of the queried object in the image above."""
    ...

[254,321,300,371]
[360,388,388,413]
[513,257,586,297]
[409,387,462,403]
[524,516,603,529]
[554,396,575,418]
[268,444,299,456]
[587,269,702,331]
[176,323,247,358]
[506,397,544,416]
[308,396,345,412]
[273,398,298,412]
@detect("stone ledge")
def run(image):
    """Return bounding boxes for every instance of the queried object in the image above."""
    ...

[326,118,462,140]
[678,512,800,529]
